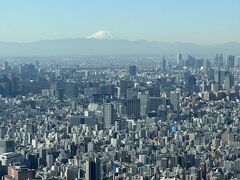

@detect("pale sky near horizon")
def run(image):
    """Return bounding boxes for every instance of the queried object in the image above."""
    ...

[0,0,239,44]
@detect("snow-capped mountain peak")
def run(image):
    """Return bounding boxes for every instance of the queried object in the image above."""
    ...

[86,31,116,40]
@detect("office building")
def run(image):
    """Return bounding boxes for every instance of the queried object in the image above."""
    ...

[129,65,137,76]
[140,94,149,117]
[162,55,167,70]
[0,140,15,154]
[0,127,7,139]
[85,158,101,180]
[170,90,180,111]
[226,55,235,69]
[177,53,182,65]
[103,103,115,128]
[126,98,140,119]
[214,68,225,85]
[4,165,35,180]
[224,73,234,90]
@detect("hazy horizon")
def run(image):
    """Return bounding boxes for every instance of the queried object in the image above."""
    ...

[1,0,240,44]
[1,32,240,46]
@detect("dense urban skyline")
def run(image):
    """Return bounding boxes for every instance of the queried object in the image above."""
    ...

[1,1,240,179]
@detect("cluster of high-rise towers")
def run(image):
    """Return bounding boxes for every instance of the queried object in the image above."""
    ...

[0,53,240,179]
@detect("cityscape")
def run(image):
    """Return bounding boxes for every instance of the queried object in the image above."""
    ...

[0,54,240,179]
[1,1,240,180]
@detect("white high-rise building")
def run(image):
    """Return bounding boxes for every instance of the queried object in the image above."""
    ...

[170,89,181,111]
[140,94,149,117]
[177,53,182,65]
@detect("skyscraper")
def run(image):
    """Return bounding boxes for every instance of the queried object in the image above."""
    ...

[50,82,64,101]
[224,73,234,90]
[140,94,149,117]
[170,90,180,112]
[20,64,37,80]
[218,54,224,67]
[214,68,225,85]
[85,158,101,180]
[103,103,115,128]
[183,72,196,92]
[214,53,224,67]
[162,55,167,70]
[214,54,219,66]
[0,139,15,154]
[207,68,215,81]
[237,56,240,68]
[126,98,140,119]
[65,166,80,180]
[119,80,128,98]
[129,65,137,76]
[0,127,7,139]
[226,55,235,69]
[177,53,182,65]
[64,83,78,98]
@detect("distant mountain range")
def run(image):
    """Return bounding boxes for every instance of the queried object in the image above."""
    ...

[0,31,239,56]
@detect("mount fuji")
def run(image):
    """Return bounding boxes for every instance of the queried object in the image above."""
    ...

[86,31,117,40]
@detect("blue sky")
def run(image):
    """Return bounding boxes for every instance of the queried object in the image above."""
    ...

[0,0,239,44]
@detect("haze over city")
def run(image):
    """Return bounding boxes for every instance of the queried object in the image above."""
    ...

[1,1,240,180]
